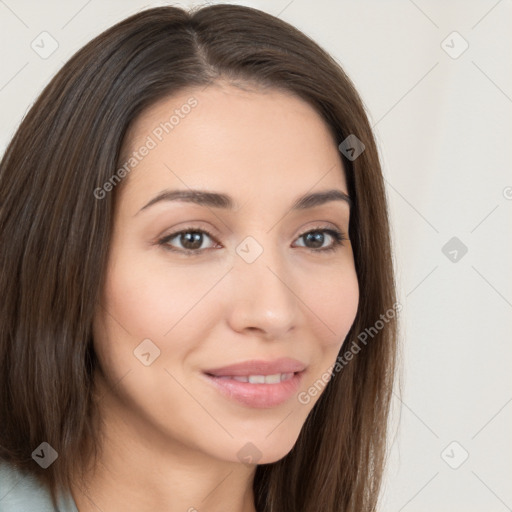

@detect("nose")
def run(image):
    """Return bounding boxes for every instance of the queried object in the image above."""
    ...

[226,243,299,340]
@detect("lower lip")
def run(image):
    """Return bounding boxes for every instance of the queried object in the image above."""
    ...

[202,371,304,408]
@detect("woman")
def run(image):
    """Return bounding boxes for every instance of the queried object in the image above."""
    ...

[0,4,398,511]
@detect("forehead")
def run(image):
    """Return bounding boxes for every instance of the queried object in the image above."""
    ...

[119,83,347,211]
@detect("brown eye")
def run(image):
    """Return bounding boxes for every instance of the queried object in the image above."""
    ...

[294,228,346,253]
[158,226,346,256]
[158,228,219,254]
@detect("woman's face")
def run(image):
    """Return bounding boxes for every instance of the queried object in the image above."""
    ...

[93,83,359,465]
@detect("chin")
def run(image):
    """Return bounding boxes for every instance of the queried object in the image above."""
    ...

[217,431,301,467]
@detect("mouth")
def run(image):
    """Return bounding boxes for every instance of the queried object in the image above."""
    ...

[210,373,296,384]
[201,358,307,408]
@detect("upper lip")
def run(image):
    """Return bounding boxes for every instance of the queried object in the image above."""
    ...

[204,357,307,377]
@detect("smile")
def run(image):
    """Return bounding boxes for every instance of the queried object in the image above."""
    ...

[214,373,295,384]
[202,370,305,408]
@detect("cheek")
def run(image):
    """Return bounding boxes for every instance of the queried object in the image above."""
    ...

[101,252,223,339]
[294,264,359,410]
[94,250,233,383]
[302,262,359,350]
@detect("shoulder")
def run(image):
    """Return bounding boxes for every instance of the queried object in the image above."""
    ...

[0,459,78,512]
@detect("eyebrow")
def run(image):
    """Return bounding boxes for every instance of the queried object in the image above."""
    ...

[136,188,352,215]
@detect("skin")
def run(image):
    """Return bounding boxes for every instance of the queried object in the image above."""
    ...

[71,82,359,512]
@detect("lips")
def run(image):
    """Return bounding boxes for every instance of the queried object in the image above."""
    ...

[216,373,295,384]
[202,358,307,408]
[203,357,306,377]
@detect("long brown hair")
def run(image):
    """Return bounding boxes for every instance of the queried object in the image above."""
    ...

[0,5,398,511]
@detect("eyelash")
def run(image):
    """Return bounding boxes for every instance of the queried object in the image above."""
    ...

[157,225,347,256]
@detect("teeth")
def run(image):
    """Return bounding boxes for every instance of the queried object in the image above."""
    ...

[221,373,294,384]
[260,374,280,384]
[249,375,266,384]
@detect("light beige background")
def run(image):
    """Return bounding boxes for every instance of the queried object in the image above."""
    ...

[1,1,511,511]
